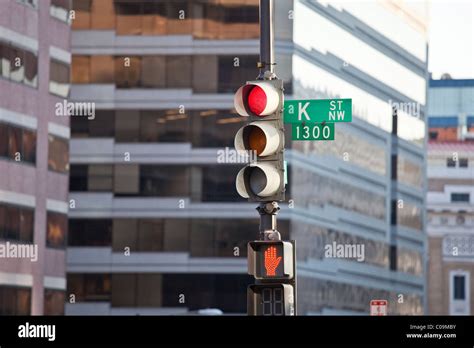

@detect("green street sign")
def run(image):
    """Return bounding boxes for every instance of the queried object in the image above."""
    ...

[292,123,335,141]
[284,98,352,123]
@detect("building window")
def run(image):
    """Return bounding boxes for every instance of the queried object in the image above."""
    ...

[201,165,243,202]
[451,193,470,203]
[70,164,113,192]
[447,158,456,167]
[454,275,465,300]
[217,55,257,93]
[71,109,246,147]
[397,201,423,231]
[47,212,68,248]
[50,0,72,23]
[0,286,31,315]
[49,60,70,97]
[162,274,251,312]
[429,131,438,140]
[48,134,69,173]
[44,289,65,315]
[0,122,36,165]
[16,0,38,9]
[69,163,260,201]
[139,165,189,197]
[69,165,87,191]
[0,41,38,88]
[111,274,163,307]
[68,219,112,246]
[68,217,267,258]
[459,158,468,168]
[71,54,260,93]
[450,271,470,315]
[0,204,34,243]
[398,155,422,188]
[67,274,111,302]
[72,0,259,39]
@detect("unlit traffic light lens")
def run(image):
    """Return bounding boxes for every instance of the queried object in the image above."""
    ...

[249,167,267,195]
[248,127,266,155]
[247,86,267,116]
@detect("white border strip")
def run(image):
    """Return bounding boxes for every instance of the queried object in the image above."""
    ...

[0,190,35,208]
[46,199,69,214]
[0,271,33,287]
[44,276,66,290]
[48,122,70,139]
[50,45,71,64]
[0,26,38,52]
[0,107,37,130]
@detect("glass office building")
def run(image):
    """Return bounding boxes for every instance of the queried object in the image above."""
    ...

[67,0,428,314]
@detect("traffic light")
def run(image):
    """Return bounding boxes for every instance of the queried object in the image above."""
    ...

[247,240,296,316]
[234,79,285,202]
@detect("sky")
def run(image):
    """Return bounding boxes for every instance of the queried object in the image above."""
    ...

[428,0,474,79]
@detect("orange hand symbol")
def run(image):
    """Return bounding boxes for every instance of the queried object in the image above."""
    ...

[264,246,282,276]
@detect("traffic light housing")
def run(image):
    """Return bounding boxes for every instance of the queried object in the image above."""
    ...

[248,284,295,316]
[247,240,296,316]
[234,79,285,202]
[248,241,294,280]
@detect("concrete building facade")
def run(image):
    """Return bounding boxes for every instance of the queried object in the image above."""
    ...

[427,79,474,315]
[0,0,71,315]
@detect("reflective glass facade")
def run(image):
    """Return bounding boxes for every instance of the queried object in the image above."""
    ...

[72,54,261,93]
[398,155,423,188]
[292,169,386,220]
[67,273,252,312]
[292,128,386,176]
[69,218,289,256]
[73,0,259,39]
[292,222,389,268]
[71,109,246,147]
[298,278,423,315]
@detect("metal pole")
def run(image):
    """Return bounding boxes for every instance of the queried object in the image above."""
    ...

[258,0,275,79]
[257,202,281,241]
[257,0,280,242]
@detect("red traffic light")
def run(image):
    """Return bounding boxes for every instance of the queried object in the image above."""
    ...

[247,85,267,115]
[234,82,280,117]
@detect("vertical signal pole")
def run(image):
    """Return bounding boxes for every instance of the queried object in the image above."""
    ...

[236,0,297,316]
[257,0,279,242]
[258,0,275,79]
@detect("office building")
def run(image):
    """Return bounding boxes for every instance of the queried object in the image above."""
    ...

[0,0,71,315]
